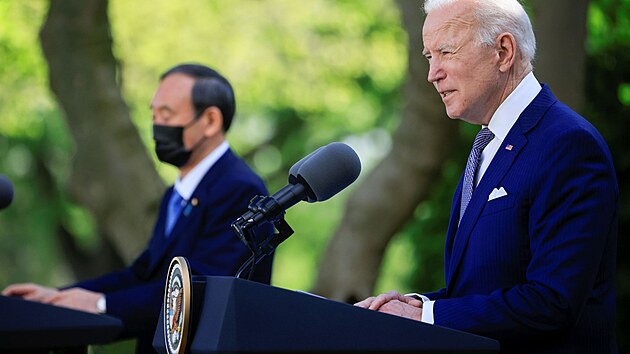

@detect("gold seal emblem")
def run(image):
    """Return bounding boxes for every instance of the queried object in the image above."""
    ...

[164,256,192,354]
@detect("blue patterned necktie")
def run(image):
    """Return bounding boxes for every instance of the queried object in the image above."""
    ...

[460,127,495,222]
[166,190,185,236]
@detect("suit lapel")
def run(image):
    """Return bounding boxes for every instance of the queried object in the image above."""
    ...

[145,149,237,275]
[444,176,463,285]
[447,131,527,284]
[446,85,557,288]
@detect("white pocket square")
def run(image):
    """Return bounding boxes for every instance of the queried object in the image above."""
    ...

[488,187,508,201]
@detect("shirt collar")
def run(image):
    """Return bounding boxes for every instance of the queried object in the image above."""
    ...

[486,72,541,141]
[174,141,230,200]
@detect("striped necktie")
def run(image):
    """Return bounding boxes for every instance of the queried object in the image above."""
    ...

[460,127,494,222]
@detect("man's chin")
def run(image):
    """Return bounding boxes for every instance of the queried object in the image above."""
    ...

[444,109,461,120]
[444,108,473,123]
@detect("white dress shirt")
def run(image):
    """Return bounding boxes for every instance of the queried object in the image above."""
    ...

[418,72,542,324]
[477,72,542,186]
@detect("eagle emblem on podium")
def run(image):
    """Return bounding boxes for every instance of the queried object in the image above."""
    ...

[164,256,192,354]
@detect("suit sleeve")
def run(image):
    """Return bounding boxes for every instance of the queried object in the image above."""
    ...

[67,249,166,336]
[70,249,154,292]
[432,127,618,341]
[423,288,447,301]
[74,176,272,335]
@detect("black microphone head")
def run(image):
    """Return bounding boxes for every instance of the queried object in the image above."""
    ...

[288,146,324,183]
[0,175,14,210]
[295,142,361,202]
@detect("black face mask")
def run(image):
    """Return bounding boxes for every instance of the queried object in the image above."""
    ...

[153,119,199,167]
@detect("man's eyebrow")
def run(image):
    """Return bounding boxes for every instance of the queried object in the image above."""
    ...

[149,104,174,113]
[422,43,452,55]
[438,43,454,52]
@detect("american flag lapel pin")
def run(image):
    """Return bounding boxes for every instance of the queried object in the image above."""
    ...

[505,144,513,151]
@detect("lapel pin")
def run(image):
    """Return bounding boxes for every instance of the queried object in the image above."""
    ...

[505,144,513,151]
[183,198,198,217]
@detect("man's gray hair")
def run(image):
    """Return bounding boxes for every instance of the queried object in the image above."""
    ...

[424,0,536,65]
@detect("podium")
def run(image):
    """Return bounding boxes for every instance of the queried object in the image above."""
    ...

[153,276,499,353]
[0,295,123,351]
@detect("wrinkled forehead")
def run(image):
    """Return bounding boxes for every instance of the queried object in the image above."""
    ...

[422,4,477,48]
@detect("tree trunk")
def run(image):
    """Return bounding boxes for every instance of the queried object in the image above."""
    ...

[313,0,457,303]
[530,0,589,113]
[39,0,164,267]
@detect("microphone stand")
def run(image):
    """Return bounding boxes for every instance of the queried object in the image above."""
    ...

[232,196,295,280]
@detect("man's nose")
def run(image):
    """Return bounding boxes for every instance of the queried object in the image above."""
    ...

[427,60,445,83]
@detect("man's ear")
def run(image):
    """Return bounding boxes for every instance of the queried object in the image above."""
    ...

[200,106,224,137]
[496,32,517,73]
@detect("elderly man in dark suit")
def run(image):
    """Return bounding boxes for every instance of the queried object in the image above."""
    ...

[356,0,618,352]
[3,64,273,353]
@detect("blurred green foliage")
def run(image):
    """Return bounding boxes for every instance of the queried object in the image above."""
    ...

[0,0,629,351]
[585,0,630,351]
[0,0,77,286]
[107,0,408,292]
[0,0,408,290]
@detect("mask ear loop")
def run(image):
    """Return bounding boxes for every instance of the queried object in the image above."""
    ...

[181,113,202,130]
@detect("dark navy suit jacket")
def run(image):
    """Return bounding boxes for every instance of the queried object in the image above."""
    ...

[73,149,273,351]
[425,86,618,353]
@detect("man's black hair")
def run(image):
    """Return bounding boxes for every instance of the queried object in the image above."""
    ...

[160,63,236,132]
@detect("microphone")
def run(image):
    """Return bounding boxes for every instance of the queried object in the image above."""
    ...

[288,145,324,180]
[292,142,362,203]
[232,142,361,279]
[234,142,361,229]
[0,175,14,210]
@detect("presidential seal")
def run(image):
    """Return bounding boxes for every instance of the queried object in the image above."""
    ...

[164,256,192,354]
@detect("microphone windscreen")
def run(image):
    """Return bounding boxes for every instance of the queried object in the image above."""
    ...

[288,146,323,183]
[0,175,14,210]
[296,142,361,202]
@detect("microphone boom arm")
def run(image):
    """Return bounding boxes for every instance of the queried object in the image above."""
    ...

[235,216,294,279]
[232,194,296,279]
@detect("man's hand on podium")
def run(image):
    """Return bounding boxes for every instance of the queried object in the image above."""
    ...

[2,283,104,314]
[2,283,58,302]
[354,290,423,321]
[47,288,103,314]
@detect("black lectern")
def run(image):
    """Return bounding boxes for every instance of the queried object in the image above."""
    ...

[0,295,123,351]
[153,276,499,353]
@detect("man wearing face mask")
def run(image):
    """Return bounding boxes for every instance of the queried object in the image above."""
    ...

[2,64,274,353]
